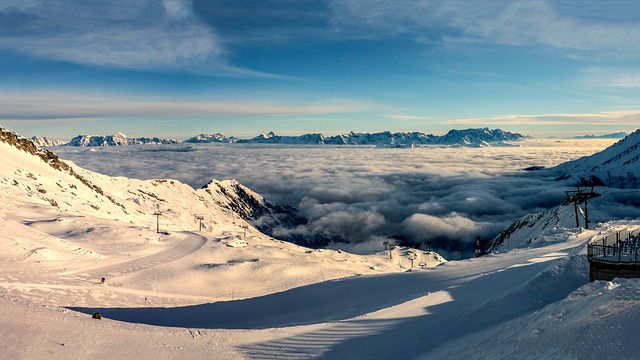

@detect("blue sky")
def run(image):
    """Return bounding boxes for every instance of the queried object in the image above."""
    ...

[1,0,640,139]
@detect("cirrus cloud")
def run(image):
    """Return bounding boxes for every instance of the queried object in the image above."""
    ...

[0,91,367,122]
[446,110,640,127]
[329,0,640,58]
[0,0,255,75]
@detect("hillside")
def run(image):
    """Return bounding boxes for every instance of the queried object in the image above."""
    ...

[487,204,582,252]
[553,129,640,187]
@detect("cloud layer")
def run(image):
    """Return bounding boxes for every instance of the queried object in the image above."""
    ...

[447,110,640,127]
[52,139,640,257]
[0,91,364,122]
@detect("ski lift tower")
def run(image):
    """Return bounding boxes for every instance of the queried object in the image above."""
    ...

[195,215,205,231]
[153,211,162,233]
[563,180,601,229]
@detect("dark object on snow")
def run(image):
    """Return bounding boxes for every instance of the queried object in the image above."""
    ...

[576,175,605,187]
[522,166,545,171]
[92,312,102,319]
[101,277,105,283]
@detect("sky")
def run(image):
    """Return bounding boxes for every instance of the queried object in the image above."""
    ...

[1,0,640,140]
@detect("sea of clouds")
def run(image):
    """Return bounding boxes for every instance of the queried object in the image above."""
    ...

[53,139,640,256]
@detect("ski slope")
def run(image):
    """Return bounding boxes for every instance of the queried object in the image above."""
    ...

[4,221,640,359]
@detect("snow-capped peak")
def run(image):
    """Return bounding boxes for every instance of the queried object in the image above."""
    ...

[30,135,66,147]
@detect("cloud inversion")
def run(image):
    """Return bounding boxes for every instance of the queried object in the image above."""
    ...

[52,139,640,257]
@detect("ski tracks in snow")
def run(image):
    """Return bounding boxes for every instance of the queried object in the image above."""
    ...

[62,231,207,279]
[0,232,208,306]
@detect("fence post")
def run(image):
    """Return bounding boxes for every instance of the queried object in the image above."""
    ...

[619,241,622,262]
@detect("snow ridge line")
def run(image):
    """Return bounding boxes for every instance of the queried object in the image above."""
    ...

[1,127,128,213]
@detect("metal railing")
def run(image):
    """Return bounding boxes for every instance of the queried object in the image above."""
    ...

[588,229,640,263]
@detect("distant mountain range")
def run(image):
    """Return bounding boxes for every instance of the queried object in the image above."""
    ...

[573,132,628,139]
[65,132,181,146]
[31,128,529,148]
[30,135,66,147]
[184,133,239,144]
[234,128,527,147]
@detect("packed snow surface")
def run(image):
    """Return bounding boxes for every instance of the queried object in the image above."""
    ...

[5,217,640,359]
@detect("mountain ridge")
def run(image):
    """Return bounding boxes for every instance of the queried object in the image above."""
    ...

[31,128,529,147]
[236,128,527,146]
[573,132,628,139]
[552,128,640,188]
[66,132,181,146]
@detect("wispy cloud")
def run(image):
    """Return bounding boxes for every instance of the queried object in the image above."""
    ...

[446,110,640,127]
[192,1,331,45]
[0,0,268,75]
[329,0,640,58]
[384,114,431,121]
[162,0,192,20]
[581,67,640,89]
[0,91,366,121]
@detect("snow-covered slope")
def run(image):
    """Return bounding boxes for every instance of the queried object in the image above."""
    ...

[5,217,640,359]
[487,204,582,252]
[553,128,640,187]
[423,255,640,360]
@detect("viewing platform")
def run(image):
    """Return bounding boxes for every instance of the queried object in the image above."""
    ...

[588,229,640,281]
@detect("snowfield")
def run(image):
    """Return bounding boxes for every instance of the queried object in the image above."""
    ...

[2,128,640,359]
[4,222,640,359]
